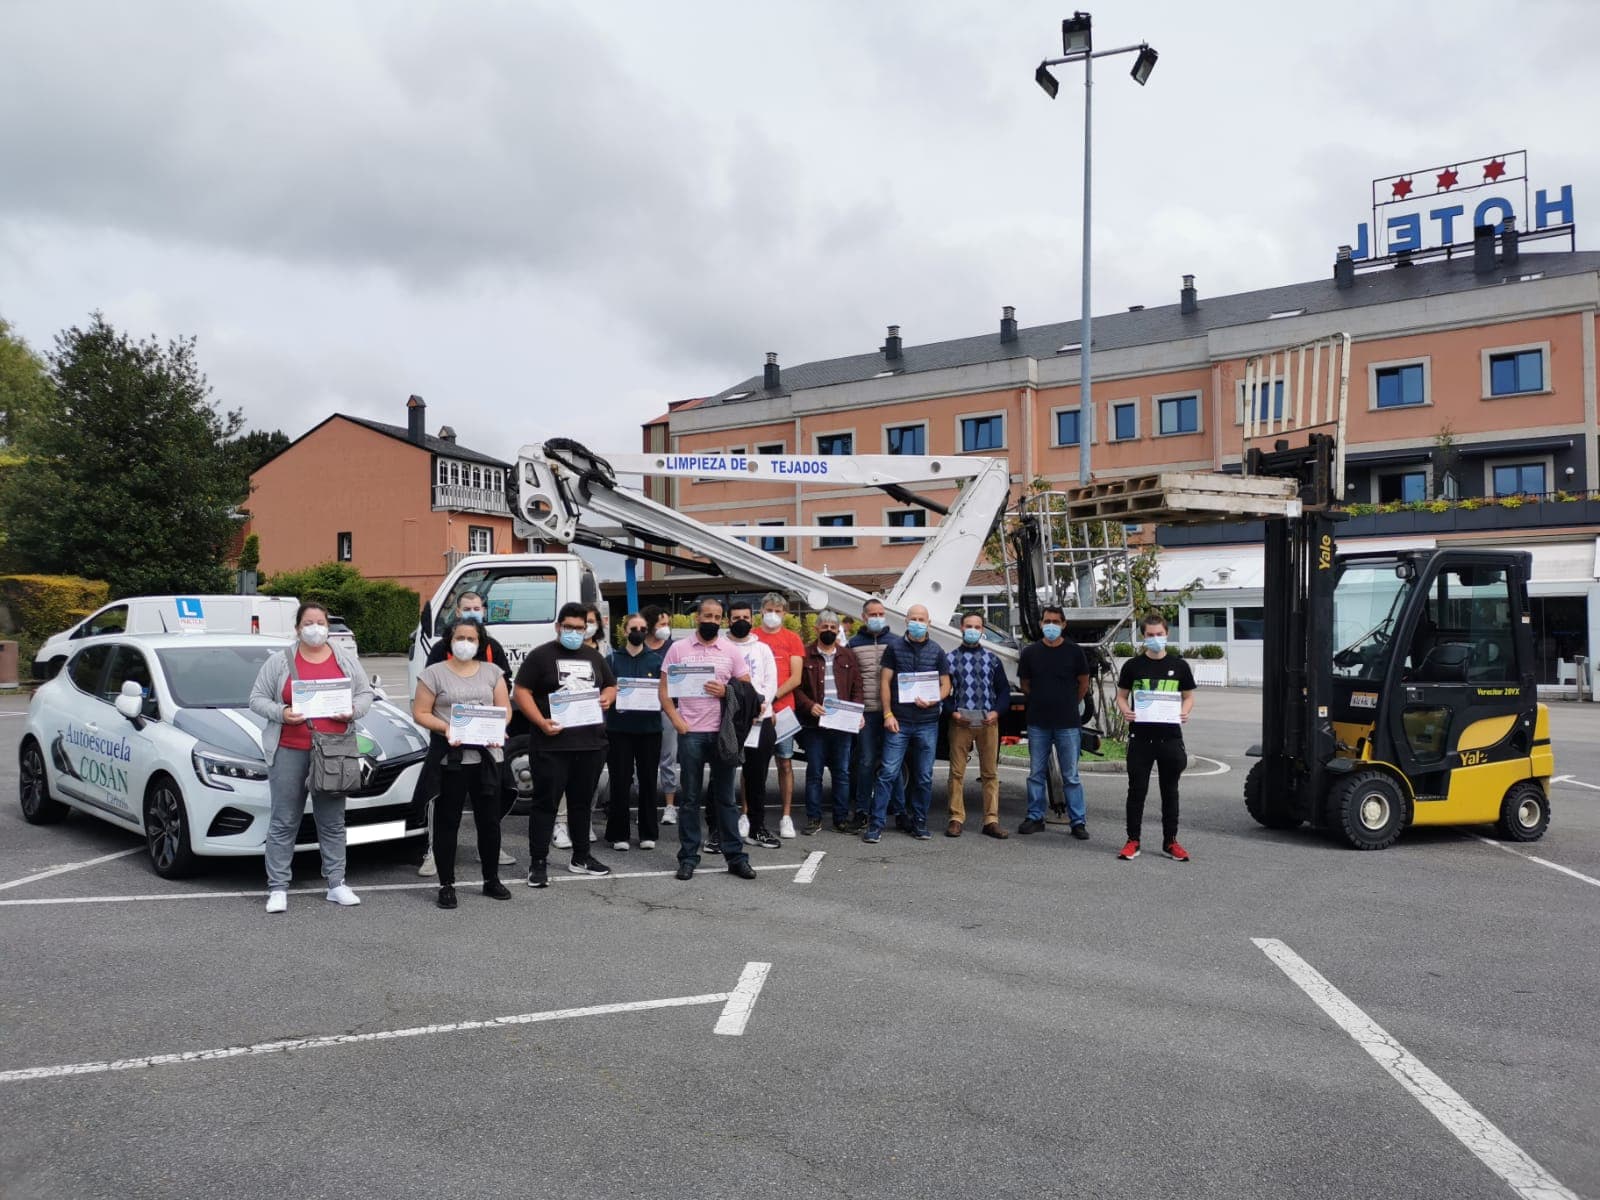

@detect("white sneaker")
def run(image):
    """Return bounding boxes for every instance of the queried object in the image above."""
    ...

[325,884,361,907]
[779,815,797,839]
[265,890,287,914]
[417,851,437,877]
[612,840,630,852]
[498,848,517,866]
[553,822,572,849]
[639,839,657,850]
[738,814,751,840]
[661,807,679,826]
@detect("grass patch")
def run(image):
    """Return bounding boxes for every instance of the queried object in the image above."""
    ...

[1001,736,1126,762]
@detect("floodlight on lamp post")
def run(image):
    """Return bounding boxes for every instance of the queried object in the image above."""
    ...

[1035,14,1160,486]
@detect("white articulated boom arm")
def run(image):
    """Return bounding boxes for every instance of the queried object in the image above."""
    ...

[509,442,1015,658]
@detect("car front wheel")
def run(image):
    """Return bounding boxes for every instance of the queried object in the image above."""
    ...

[19,738,69,824]
[144,775,198,879]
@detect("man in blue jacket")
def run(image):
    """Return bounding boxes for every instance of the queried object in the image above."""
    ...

[867,603,950,843]
[944,611,1011,839]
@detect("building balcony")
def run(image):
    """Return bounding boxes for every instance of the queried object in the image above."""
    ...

[432,483,509,516]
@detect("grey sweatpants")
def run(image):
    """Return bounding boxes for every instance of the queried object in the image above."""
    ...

[658,713,679,795]
[266,746,347,891]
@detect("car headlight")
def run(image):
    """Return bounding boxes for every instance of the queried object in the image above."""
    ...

[192,748,270,791]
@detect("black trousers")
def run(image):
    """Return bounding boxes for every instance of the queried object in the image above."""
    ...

[1125,735,1186,844]
[741,718,776,835]
[435,764,503,886]
[605,730,662,844]
[531,748,606,864]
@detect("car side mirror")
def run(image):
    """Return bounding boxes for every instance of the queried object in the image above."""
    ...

[114,681,145,724]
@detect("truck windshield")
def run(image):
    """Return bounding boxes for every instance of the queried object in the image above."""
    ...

[442,567,559,632]
[1332,561,1415,681]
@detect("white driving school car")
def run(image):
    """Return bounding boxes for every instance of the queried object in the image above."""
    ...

[17,633,430,879]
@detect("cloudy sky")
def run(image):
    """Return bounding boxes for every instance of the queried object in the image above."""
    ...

[2,0,1596,458]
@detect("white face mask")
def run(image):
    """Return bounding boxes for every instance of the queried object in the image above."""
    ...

[761,611,784,631]
[299,623,329,647]
[585,622,598,640]
[452,639,477,661]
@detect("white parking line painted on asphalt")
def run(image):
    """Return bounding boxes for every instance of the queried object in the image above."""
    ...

[1188,755,1231,777]
[792,850,825,884]
[0,962,773,1085]
[0,847,143,892]
[712,961,771,1036]
[1253,937,1578,1200]
[0,861,811,907]
[1549,774,1600,792]
[1470,834,1600,890]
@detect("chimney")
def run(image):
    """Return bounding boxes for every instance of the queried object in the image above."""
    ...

[1334,244,1355,290]
[1180,274,1198,315]
[406,394,426,443]
[763,352,781,391]
[437,425,457,443]
[882,325,903,361]
[1000,306,1018,344]
[1473,223,1497,275]
[1501,214,1520,266]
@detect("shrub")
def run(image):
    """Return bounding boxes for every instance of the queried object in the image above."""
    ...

[1198,643,1225,659]
[1112,641,1134,657]
[0,574,110,638]
[1344,502,1377,516]
[237,533,260,574]
[260,562,420,654]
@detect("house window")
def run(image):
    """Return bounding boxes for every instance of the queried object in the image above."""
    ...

[1243,379,1285,423]
[1112,401,1138,441]
[1189,608,1227,640]
[1489,349,1544,396]
[886,424,926,455]
[816,432,854,456]
[1376,471,1427,503]
[757,520,786,553]
[1055,409,1081,447]
[960,414,1004,452]
[1492,463,1547,496]
[959,591,1011,630]
[1232,606,1265,640]
[887,509,927,544]
[1375,363,1426,409]
[468,526,494,555]
[756,441,785,456]
[436,460,449,486]
[448,461,461,486]
[817,514,855,548]
[336,532,353,562]
[1157,394,1199,436]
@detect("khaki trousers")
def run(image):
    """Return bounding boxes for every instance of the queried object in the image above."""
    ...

[946,718,999,825]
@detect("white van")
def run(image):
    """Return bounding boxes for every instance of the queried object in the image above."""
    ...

[32,595,300,680]
[409,554,600,694]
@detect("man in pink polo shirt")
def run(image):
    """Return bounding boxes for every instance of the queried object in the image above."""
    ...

[660,596,754,882]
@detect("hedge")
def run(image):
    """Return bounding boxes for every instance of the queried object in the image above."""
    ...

[260,562,420,655]
[0,574,111,638]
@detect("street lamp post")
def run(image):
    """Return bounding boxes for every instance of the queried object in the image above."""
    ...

[1037,14,1159,486]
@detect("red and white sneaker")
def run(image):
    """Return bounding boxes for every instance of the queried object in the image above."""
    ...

[1117,839,1140,860]
[1162,840,1190,862]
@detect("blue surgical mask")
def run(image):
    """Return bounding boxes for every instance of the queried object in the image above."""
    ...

[962,628,982,645]
[459,609,484,623]
[1040,623,1063,642]
[559,630,584,651]
[1144,634,1167,654]
[906,621,928,640]
[866,616,888,634]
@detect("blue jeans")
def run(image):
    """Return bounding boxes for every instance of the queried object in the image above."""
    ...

[854,712,904,817]
[675,731,748,868]
[1027,725,1085,824]
[802,727,854,823]
[872,721,937,834]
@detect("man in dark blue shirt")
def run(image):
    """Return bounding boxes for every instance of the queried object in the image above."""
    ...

[867,603,950,843]
[1018,604,1091,838]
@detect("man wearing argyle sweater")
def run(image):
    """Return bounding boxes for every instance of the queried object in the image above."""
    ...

[943,611,1011,838]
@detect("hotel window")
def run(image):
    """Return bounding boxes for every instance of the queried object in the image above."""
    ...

[1374,363,1426,409]
[886,423,926,455]
[756,441,786,456]
[468,526,493,554]
[817,514,855,548]
[1376,471,1427,504]
[1488,349,1544,396]
[757,520,786,553]
[887,509,927,544]
[1112,401,1138,441]
[816,432,854,456]
[1243,379,1285,423]
[1492,462,1547,496]
[1055,409,1081,447]
[960,414,1004,452]
[1157,394,1199,436]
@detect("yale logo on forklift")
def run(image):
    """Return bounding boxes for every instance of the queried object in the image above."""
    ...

[1457,748,1489,766]
[1317,534,1333,569]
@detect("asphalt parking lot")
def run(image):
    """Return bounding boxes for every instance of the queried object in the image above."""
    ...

[2,683,1597,1200]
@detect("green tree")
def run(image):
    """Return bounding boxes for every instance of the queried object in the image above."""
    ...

[0,315,50,448]
[237,533,261,574]
[0,314,246,596]
[225,428,291,492]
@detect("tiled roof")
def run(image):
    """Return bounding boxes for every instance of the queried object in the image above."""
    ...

[338,415,510,468]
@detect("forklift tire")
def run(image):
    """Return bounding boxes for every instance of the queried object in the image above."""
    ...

[1329,770,1408,850]
[1496,781,1550,842]
[1243,761,1302,830]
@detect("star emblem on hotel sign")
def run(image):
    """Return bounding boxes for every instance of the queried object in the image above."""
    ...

[1436,167,1459,191]
[1483,158,1507,182]
[1391,176,1414,200]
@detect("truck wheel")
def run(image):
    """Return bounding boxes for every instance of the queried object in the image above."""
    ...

[1244,761,1301,830]
[19,738,69,824]
[1329,770,1407,850]
[1496,781,1549,842]
[145,775,199,879]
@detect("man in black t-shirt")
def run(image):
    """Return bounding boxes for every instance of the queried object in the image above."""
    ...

[513,602,618,886]
[1018,605,1091,838]
[1115,611,1196,862]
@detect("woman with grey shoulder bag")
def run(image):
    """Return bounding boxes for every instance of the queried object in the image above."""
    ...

[248,601,375,914]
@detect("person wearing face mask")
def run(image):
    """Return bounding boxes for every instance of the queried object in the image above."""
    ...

[513,602,619,885]
[249,602,375,914]
[1115,611,1195,862]
[412,617,513,908]
[848,597,905,830]
[418,590,517,877]
[602,613,665,851]
[1018,604,1091,839]
[868,603,950,843]
[944,611,1011,839]
[725,601,781,849]
[642,606,682,828]
[795,611,865,834]
[753,593,805,838]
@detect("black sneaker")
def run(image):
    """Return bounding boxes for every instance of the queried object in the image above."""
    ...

[437,885,457,909]
[527,861,548,888]
[483,879,512,900]
[1018,818,1047,835]
[846,812,869,832]
[831,821,852,834]
[568,855,611,877]
[1070,824,1090,840]
[802,818,823,836]
[753,829,782,849]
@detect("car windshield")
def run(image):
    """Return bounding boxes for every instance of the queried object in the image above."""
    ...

[1333,561,1415,680]
[156,645,280,708]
